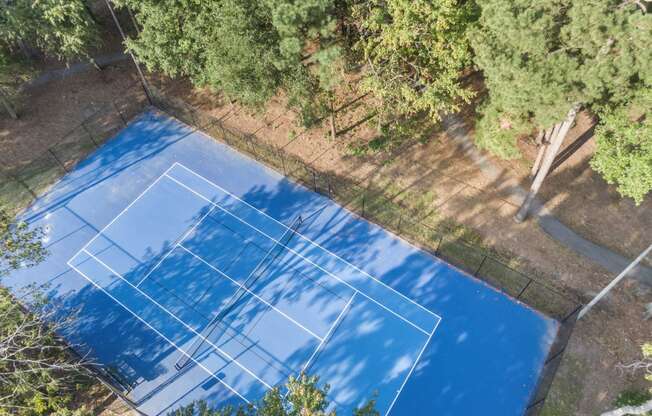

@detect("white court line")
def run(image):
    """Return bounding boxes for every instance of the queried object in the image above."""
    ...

[172,162,442,322]
[67,262,251,405]
[75,249,273,390]
[178,244,324,342]
[165,172,435,336]
[384,318,442,416]
[80,164,177,254]
[299,292,355,376]
[135,205,216,287]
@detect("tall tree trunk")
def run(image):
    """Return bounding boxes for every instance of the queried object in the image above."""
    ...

[127,6,140,35]
[531,128,550,177]
[329,97,336,140]
[83,1,100,25]
[514,104,580,222]
[0,89,18,119]
[16,39,35,60]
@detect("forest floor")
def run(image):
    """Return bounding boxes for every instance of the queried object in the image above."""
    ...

[1,57,650,415]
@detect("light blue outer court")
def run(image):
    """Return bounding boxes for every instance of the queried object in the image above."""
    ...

[5,110,559,416]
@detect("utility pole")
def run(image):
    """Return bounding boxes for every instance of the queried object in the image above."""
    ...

[578,243,652,320]
[103,0,153,105]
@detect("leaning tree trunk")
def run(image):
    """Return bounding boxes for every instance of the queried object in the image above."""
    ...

[514,104,580,222]
[531,127,553,177]
[0,89,18,119]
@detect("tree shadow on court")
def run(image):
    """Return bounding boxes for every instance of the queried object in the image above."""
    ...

[22,111,193,226]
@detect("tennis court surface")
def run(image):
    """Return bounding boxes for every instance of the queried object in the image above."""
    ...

[6,111,559,415]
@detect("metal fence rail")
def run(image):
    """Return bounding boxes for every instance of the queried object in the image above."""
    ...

[0,79,581,415]
[148,84,582,415]
[0,81,149,216]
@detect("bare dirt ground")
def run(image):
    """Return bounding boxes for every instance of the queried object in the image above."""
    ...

[1,59,650,415]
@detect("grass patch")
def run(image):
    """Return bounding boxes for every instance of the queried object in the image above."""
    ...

[540,355,586,416]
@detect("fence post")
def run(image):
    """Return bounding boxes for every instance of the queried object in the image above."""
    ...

[474,256,487,277]
[81,122,99,148]
[313,170,317,192]
[247,135,257,156]
[48,148,68,173]
[561,304,583,323]
[113,101,126,126]
[361,193,366,218]
[435,235,444,255]
[280,151,287,175]
[517,279,533,300]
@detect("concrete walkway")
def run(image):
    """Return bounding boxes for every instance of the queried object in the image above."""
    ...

[441,114,652,287]
[26,52,128,89]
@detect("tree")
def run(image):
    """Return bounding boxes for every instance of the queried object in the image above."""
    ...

[0,289,94,416]
[471,0,652,218]
[590,88,652,205]
[601,343,652,416]
[168,374,378,416]
[0,0,99,61]
[117,0,339,123]
[0,49,32,119]
[0,210,47,277]
[0,0,100,118]
[0,209,93,415]
[351,0,478,143]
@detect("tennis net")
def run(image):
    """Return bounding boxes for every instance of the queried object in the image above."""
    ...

[175,215,304,370]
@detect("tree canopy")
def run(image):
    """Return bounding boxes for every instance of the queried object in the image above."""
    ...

[590,88,652,204]
[471,0,651,159]
[118,0,338,120]
[0,210,47,277]
[168,374,378,416]
[0,0,98,61]
[351,0,478,126]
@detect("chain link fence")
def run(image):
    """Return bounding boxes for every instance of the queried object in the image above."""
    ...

[1,77,581,415]
[148,84,582,415]
[0,82,149,216]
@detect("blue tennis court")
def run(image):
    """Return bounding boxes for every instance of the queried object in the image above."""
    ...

[6,110,559,415]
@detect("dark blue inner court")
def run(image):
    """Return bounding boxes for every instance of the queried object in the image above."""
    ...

[5,110,559,416]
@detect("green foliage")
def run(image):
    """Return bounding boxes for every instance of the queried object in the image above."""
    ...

[0,0,98,61]
[613,389,652,408]
[168,375,378,416]
[591,90,652,205]
[120,0,339,118]
[0,209,47,277]
[471,0,652,160]
[351,0,478,126]
[473,102,530,160]
[347,115,438,156]
[644,342,652,390]
[0,288,93,416]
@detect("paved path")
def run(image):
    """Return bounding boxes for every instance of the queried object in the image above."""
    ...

[26,52,128,89]
[441,114,652,287]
